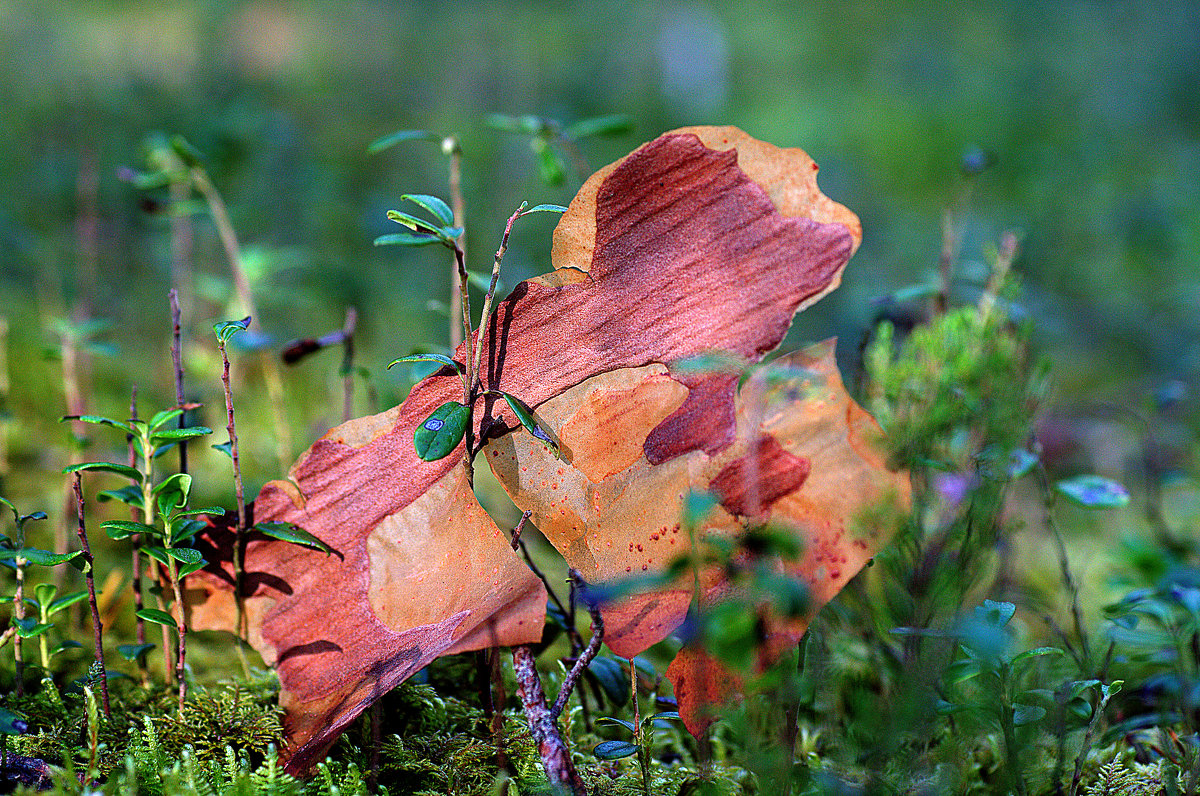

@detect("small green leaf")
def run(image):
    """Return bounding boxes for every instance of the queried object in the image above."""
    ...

[212,440,233,458]
[148,408,185,432]
[168,547,203,565]
[648,710,682,722]
[34,582,57,608]
[19,548,84,567]
[154,472,192,515]
[1012,646,1066,667]
[1013,704,1046,726]
[63,462,143,482]
[214,317,252,344]
[1056,475,1130,509]
[565,114,633,139]
[367,129,439,154]
[587,657,629,706]
[254,521,336,554]
[387,354,464,373]
[596,717,636,734]
[14,619,53,638]
[593,740,639,760]
[401,194,454,226]
[386,209,441,235]
[374,231,442,247]
[497,392,562,458]
[143,546,170,567]
[100,520,158,540]
[521,203,568,215]
[50,640,82,657]
[97,485,144,508]
[67,415,134,435]
[170,518,208,544]
[136,608,178,629]
[413,401,470,462]
[117,643,156,663]
[175,506,225,519]
[48,591,88,614]
[150,426,212,444]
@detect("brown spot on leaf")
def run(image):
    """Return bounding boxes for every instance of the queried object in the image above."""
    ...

[709,436,811,518]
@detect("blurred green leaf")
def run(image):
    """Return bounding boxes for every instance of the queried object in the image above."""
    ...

[212,440,233,459]
[1056,475,1130,508]
[98,485,144,509]
[565,114,633,139]
[374,231,442,247]
[117,643,156,663]
[596,717,636,734]
[367,129,439,154]
[150,426,212,444]
[521,203,568,215]
[136,608,177,630]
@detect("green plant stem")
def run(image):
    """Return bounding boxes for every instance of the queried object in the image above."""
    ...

[72,473,110,717]
[219,338,251,677]
[1035,459,1090,666]
[629,657,651,796]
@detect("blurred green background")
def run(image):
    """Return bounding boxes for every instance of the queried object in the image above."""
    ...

[0,0,1196,519]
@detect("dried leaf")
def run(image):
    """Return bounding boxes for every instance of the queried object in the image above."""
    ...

[189,127,886,771]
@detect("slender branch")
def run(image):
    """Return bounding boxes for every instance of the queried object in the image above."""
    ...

[471,205,525,399]
[1035,458,1090,664]
[550,569,604,720]
[127,388,148,681]
[219,337,251,677]
[169,289,188,474]
[445,137,465,351]
[512,644,588,796]
[72,473,110,717]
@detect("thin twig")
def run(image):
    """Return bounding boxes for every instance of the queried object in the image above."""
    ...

[445,137,465,351]
[72,473,110,717]
[127,388,148,683]
[169,289,188,474]
[550,569,604,720]
[1035,458,1091,664]
[219,334,251,677]
[471,205,525,400]
[510,509,532,551]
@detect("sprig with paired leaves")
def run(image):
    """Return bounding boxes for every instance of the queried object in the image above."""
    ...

[215,317,337,668]
[379,198,567,483]
[0,497,84,696]
[64,408,218,710]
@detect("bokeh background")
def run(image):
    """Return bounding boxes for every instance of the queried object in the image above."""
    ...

[0,0,1196,546]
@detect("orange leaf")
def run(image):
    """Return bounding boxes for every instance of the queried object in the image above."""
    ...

[189,127,887,770]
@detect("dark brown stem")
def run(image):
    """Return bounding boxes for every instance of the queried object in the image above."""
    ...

[341,307,357,423]
[550,569,604,720]
[471,205,524,399]
[514,533,575,645]
[219,339,251,676]
[510,509,532,551]
[489,648,509,771]
[169,289,188,474]
[71,474,110,717]
[512,645,587,796]
[127,388,148,681]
